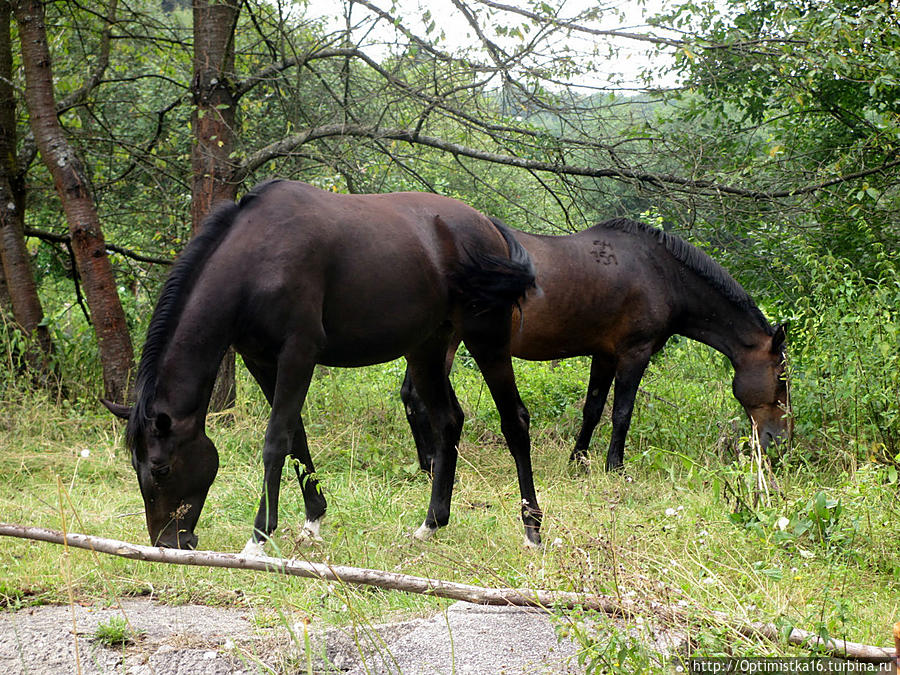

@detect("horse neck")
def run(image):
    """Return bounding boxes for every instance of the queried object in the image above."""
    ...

[153,291,235,424]
[674,281,769,367]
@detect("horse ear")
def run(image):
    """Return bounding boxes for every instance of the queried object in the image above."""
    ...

[771,322,787,354]
[154,412,172,434]
[100,398,132,420]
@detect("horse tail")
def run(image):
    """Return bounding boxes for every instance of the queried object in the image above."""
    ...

[453,216,537,311]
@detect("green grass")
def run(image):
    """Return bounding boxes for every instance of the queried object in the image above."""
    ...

[1,342,898,673]
[93,615,143,646]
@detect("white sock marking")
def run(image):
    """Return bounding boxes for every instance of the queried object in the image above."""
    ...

[298,518,323,542]
[413,521,436,542]
[241,539,266,557]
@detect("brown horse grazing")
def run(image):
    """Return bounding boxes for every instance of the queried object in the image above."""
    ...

[101,179,544,551]
[402,218,790,473]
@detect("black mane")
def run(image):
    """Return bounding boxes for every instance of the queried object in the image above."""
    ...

[596,218,772,333]
[126,180,283,446]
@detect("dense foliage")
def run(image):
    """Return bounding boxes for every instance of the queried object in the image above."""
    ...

[3,0,896,469]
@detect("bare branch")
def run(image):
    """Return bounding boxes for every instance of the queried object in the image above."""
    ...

[236,123,900,200]
[474,0,684,48]
[24,227,172,265]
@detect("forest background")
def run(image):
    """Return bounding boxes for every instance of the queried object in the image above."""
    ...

[0,0,898,671]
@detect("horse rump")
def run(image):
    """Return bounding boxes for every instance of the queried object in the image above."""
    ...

[452,216,537,311]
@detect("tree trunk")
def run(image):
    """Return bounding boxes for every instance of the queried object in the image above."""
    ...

[0,1,53,379]
[191,0,241,411]
[13,0,133,402]
[0,258,11,316]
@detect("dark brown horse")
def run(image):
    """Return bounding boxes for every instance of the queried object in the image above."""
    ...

[402,218,790,472]
[102,179,544,551]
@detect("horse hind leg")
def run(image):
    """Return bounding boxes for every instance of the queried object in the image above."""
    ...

[570,356,615,469]
[405,335,465,542]
[401,336,461,473]
[463,317,541,547]
[401,366,438,473]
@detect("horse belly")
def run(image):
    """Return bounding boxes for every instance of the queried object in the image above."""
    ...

[510,283,658,361]
[318,260,447,367]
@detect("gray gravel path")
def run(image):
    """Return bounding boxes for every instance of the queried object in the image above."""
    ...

[0,598,588,674]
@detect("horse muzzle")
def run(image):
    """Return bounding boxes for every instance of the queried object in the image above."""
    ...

[155,530,198,550]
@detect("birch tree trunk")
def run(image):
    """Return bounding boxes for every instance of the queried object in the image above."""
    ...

[0,1,53,378]
[13,0,133,402]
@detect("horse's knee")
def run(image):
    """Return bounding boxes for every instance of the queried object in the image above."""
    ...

[500,402,530,444]
[611,405,633,430]
[262,430,291,466]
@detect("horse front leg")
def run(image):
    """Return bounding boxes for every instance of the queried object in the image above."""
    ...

[570,355,615,468]
[288,419,326,540]
[605,353,650,472]
[242,350,317,556]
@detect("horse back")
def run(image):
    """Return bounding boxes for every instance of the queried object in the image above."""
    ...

[200,181,514,366]
[510,227,676,360]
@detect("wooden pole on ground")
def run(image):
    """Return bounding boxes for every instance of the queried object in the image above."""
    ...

[1,523,896,664]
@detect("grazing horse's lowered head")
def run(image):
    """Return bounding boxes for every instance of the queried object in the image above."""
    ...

[731,322,791,452]
[103,400,216,549]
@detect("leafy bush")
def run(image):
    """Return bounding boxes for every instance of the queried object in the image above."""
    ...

[774,248,899,468]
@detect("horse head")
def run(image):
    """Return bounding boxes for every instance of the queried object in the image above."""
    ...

[731,323,791,454]
[102,400,218,549]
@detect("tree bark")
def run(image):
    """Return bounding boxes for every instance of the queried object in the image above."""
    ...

[13,0,133,402]
[0,1,53,378]
[0,258,11,316]
[191,0,241,411]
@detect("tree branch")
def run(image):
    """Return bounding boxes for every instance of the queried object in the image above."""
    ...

[1,523,896,663]
[472,0,687,49]
[236,123,900,200]
[24,227,172,265]
[55,0,118,114]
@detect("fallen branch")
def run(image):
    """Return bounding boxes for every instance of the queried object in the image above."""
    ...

[0,523,627,613]
[1,523,896,663]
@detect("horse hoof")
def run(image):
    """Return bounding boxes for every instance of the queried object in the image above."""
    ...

[522,535,542,549]
[571,458,592,476]
[297,518,323,543]
[241,539,266,557]
[413,522,436,542]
